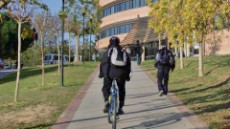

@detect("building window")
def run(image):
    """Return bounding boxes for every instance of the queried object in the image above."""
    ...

[102,0,158,17]
[140,0,146,7]
[111,6,114,14]
[99,23,133,39]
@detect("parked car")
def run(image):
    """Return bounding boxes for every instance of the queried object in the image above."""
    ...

[0,59,4,69]
[4,63,11,69]
[44,53,70,65]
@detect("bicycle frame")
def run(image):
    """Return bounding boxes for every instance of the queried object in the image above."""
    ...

[108,79,120,129]
[109,79,119,114]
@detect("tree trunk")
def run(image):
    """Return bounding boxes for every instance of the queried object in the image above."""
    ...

[158,34,161,50]
[14,22,22,102]
[40,32,45,86]
[179,45,184,69]
[199,42,204,77]
[74,35,79,63]
[141,46,145,62]
[184,43,187,57]
[68,32,71,63]
[175,44,178,57]
[56,33,61,74]
[187,43,190,57]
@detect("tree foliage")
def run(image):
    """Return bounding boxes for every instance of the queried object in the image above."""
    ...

[147,0,230,76]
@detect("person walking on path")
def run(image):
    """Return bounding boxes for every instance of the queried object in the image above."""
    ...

[99,36,131,114]
[155,43,175,96]
[135,40,142,65]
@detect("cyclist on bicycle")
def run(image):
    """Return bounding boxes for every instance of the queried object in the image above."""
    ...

[99,36,131,114]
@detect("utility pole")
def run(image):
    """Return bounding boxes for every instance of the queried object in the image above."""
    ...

[60,0,65,86]
[89,17,92,61]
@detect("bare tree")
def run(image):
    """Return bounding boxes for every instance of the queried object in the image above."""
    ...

[65,17,72,63]
[34,11,50,86]
[49,15,61,74]
[69,18,81,63]
[7,0,47,102]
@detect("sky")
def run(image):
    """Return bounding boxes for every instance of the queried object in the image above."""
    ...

[40,0,95,47]
[41,0,77,46]
[42,0,62,14]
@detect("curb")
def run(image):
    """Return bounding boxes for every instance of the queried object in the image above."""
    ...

[142,67,209,129]
[51,64,99,129]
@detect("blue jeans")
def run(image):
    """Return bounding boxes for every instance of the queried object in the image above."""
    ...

[157,66,170,95]
[136,54,141,65]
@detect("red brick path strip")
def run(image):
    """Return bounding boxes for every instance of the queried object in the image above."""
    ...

[51,65,99,129]
[142,67,209,129]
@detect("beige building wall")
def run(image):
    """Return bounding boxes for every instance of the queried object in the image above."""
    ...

[97,0,150,49]
[206,29,230,55]
[100,7,150,29]
[96,33,128,49]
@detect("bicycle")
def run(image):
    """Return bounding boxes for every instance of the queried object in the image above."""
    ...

[108,78,119,129]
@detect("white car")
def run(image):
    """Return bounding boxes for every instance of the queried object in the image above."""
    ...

[4,63,11,69]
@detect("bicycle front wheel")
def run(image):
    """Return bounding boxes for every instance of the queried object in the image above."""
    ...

[112,96,117,129]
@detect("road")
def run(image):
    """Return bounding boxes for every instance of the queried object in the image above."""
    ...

[0,69,17,79]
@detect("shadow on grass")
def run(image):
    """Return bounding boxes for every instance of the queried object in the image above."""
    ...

[192,77,230,93]
[170,84,203,93]
[193,102,230,115]
[170,77,200,85]
[23,103,184,129]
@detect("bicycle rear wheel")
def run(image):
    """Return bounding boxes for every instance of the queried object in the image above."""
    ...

[108,95,112,123]
[112,96,117,129]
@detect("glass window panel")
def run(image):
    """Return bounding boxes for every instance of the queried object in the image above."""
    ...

[118,3,121,11]
[141,0,146,6]
[114,5,117,13]
[126,2,129,10]
[111,6,114,14]
[130,1,133,8]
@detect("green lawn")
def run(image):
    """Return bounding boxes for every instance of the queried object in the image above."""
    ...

[0,62,98,129]
[142,55,230,129]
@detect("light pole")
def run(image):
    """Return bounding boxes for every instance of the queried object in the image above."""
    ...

[32,28,38,66]
[95,33,99,62]
[60,0,66,86]
[82,7,86,64]
[89,16,92,61]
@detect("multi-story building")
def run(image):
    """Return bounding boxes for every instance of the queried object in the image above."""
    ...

[96,0,161,59]
[96,0,230,58]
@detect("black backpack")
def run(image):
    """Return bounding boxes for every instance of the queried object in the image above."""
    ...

[158,49,174,66]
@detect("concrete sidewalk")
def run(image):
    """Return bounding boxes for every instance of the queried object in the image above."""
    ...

[57,62,208,129]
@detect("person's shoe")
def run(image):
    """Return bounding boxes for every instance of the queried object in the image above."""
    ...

[163,92,168,96]
[158,90,163,97]
[103,101,109,113]
[118,108,124,115]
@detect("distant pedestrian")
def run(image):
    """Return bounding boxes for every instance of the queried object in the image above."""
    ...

[15,61,23,69]
[136,40,142,65]
[155,43,175,96]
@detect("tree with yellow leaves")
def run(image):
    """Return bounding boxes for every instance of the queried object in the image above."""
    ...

[147,0,230,77]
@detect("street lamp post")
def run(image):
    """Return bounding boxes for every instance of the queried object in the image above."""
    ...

[82,8,86,64]
[61,0,65,86]
[32,28,38,66]
[89,16,92,62]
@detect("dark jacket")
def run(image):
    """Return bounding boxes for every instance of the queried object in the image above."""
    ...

[155,48,175,71]
[99,50,110,78]
[99,45,131,81]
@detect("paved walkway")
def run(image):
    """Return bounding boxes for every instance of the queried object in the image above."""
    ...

[59,63,208,129]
